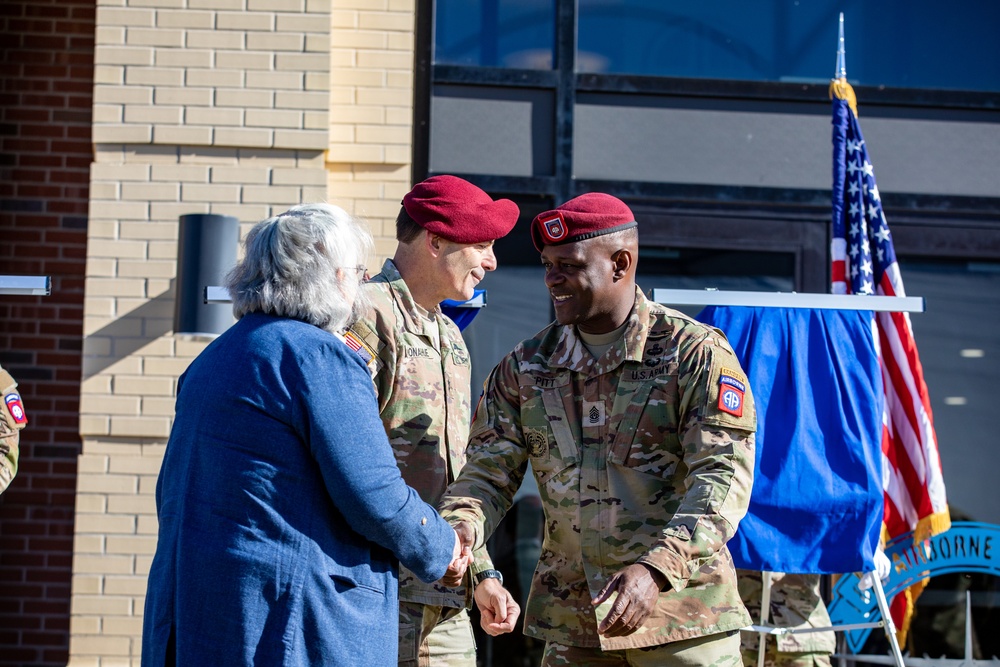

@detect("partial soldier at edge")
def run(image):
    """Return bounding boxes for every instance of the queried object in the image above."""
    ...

[737,571,835,667]
[0,364,27,494]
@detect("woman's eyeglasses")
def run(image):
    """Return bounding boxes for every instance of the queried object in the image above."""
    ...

[342,265,369,283]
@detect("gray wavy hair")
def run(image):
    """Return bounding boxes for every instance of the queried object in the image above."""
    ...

[225,203,373,333]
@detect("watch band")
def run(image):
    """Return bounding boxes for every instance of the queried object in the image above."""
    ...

[474,568,503,586]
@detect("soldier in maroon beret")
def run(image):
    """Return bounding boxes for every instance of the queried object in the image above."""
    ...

[442,192,756,667]
[346,175,521,667]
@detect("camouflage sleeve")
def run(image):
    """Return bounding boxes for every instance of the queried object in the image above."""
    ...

[636,334,756,592]
[439,354,528,551]
[469,545,494,578]
[0,369,26,495]
[345,306,395,414]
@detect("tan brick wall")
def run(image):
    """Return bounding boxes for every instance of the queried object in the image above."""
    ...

[93,0,330,151]
[68,0,396,663]
[328,0,416,261]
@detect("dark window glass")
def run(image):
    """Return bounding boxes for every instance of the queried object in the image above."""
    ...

[576,1,1000,92]
[434,0,556,69]
[897,258,1000,525]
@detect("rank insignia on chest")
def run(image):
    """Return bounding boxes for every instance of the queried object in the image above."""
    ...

[717,372,746,417]
[582,400,606,427]
[525,428,548,458]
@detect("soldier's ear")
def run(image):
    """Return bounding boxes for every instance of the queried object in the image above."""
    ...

[611,248,632,280]
[425,230,445,258]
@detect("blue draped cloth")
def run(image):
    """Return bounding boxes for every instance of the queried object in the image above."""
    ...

[697,306,884,574]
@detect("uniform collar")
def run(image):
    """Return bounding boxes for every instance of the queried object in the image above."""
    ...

[545,287,651,376]
[374,258,441,338]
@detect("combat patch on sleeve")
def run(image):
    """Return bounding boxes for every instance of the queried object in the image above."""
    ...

[702,352,756,431]
[717,371,745,418]
[3,392,27,427]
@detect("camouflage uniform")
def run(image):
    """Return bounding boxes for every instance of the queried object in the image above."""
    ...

[0,365,27,494]
[440,288,756,655]
[737,571,835,667]
[347,259,489,666]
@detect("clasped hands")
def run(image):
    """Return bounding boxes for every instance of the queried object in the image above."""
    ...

[440,521,474,587]
[437,520,521,636]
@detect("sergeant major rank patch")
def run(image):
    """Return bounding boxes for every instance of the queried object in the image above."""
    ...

[524,428,548,458]
[717,369,746,418]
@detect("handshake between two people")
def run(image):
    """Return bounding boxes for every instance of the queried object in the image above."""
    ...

[437,520,521,636]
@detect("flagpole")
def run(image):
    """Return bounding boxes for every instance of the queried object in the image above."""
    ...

[835,12,846,80]
[830,16,906,667]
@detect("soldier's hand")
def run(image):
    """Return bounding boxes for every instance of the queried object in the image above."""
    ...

[592,563,668,637]
[474,577,521,636]
[439,528,472,587]
[453,520,476,552]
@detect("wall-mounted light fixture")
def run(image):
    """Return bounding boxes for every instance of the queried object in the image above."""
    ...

[173,213,239,336]
[0,276,51,296]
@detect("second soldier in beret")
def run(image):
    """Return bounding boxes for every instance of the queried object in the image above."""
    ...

[346,175,522,666]
[441,192,757,666]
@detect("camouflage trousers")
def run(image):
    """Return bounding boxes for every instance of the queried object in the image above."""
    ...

[741,647,832,667]
[541,630,742,667]
[398,601,476,667]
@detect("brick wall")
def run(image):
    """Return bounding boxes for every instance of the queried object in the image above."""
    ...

[0,1,95,665]
[0,0,419,662]
[327,0,416,259]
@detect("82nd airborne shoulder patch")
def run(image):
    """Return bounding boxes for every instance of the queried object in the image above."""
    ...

[717,368,746,418]
[4,392,27,426]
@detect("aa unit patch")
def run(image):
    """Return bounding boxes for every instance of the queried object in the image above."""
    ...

[4,393,27,425]
[717,372,745,417]
[538,211,567,243]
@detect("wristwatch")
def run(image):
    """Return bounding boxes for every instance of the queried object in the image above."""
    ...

[474,569,503,586]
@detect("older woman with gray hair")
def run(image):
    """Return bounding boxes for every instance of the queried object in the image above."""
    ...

[142,204,470,667]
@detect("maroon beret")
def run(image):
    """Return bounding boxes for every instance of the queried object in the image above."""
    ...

[531,193,637,251]
[402,175,520,244]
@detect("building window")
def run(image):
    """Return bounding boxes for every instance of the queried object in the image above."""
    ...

[577,0,1000,92]
[435,0,1000,93]
[434,0,556,69]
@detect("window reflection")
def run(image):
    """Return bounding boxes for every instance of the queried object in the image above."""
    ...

[434,0,1000,92]
[898,259,1000,525]
[577,0,1000,92]
[434,0,555,69]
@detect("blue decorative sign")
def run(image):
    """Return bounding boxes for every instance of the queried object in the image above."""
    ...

[828,521,1000,654]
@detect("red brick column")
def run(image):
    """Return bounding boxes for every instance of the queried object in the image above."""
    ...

[0,1,94,664]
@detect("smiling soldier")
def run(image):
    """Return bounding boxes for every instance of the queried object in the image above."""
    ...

[347,175,523,667]
[440,192,757,667]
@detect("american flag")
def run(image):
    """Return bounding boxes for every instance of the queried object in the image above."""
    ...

[830,79,951,638]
